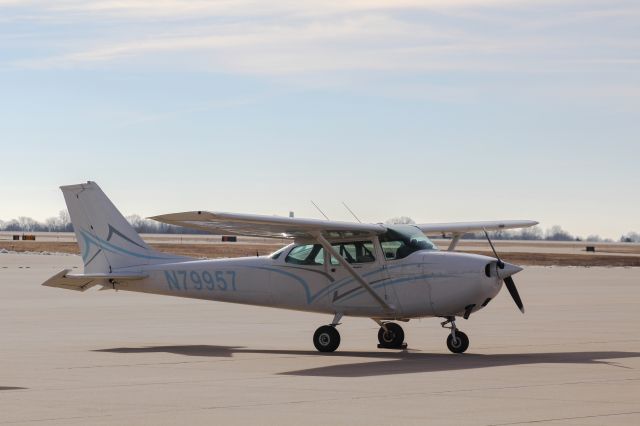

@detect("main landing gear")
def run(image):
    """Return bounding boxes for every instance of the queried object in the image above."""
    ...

[441,316,469,354]
[313,313,342,353]
[377,322,407,349]
[313,320,408,352]
[313,325,340,352]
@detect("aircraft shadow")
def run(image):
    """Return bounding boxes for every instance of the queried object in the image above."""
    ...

[94,346,640,377]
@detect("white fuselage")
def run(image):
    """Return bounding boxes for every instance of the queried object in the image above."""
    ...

[114,245,504,320]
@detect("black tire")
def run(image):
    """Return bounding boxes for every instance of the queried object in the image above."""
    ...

[313,325,340,352]
[446,330,469,354]
[377,322,405,348]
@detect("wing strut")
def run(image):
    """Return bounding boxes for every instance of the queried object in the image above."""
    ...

[448,233,462,251]
[313,233,394,312]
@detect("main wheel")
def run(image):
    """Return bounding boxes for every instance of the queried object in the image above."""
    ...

[313,325,340,352]
[377,322,405,348]
[446,330,469,354]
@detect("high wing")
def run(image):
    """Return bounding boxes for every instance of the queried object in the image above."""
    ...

[417,219,538,251]
[417,220,538,236]
[151,211,537,241]
[150,211,386,239]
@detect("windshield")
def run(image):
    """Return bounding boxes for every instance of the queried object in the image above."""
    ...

[269,245,290,260]
[379,225,438,260]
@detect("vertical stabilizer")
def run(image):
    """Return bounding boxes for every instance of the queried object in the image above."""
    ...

[61,181,179,273]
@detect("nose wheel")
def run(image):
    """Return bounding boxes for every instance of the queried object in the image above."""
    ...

[441,317,469,354]
[446,330,469,353]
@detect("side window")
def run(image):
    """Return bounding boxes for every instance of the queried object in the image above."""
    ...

[330,241,375,264]
[285,244,325,265]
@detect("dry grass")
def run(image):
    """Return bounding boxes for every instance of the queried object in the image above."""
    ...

[0,241,284,259]
[455,240,640,255]
[466,250,640,267]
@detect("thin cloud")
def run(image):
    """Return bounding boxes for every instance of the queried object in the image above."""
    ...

[11,11,579,74]
[5,0,639,103]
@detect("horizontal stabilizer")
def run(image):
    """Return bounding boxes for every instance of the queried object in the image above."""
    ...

[42,269,148,292]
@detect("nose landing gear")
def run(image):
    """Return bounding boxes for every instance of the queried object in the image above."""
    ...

[441,317,469,354]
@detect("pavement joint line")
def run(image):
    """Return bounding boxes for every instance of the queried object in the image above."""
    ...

[0,413,115,425]
[486,410,640,425]
[11,376,640,400]
[472,339,640,350]
[6,370,373,393]
[50,354,323,370]
[416,392,633,406]
[425,376,640,395]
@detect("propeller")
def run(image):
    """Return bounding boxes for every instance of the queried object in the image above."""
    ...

[482,228,525,314]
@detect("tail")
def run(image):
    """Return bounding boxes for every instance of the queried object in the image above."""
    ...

[62,181,181,273]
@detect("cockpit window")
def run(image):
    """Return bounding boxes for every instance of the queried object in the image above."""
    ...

[285,244,325,265]
[379,225,437,260]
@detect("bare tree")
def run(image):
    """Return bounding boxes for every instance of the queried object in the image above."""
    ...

[45,217,59,232]
[58,210,73,232]
[18,217,38,232]
[517,226,543,240]
[545,225,574,241]
[3,219,20,231]
[621,232,640,243]
[385,216,416,225]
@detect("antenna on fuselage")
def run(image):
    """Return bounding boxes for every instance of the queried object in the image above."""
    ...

[341,201,362,223]
[310,200,330,220]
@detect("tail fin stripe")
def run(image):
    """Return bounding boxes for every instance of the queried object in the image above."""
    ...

[79,229,178,261]
[84,249,103,267]
[106,225,147,249]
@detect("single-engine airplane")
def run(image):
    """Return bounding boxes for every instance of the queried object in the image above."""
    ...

[43,182,537,353]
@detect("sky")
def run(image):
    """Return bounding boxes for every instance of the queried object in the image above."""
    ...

[0,0,638,239]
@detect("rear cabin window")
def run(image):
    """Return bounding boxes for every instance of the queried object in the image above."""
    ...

[285,244,325,265]
[330,241,375,264]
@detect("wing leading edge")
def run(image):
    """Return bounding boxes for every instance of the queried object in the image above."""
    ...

[417,220,539,236]
[151,211,537,241]
[150,211,386,239]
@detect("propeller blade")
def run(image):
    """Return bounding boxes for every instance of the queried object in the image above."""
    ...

[483,228,525,313]
[483,228,504,268]
[504,276,525,314]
